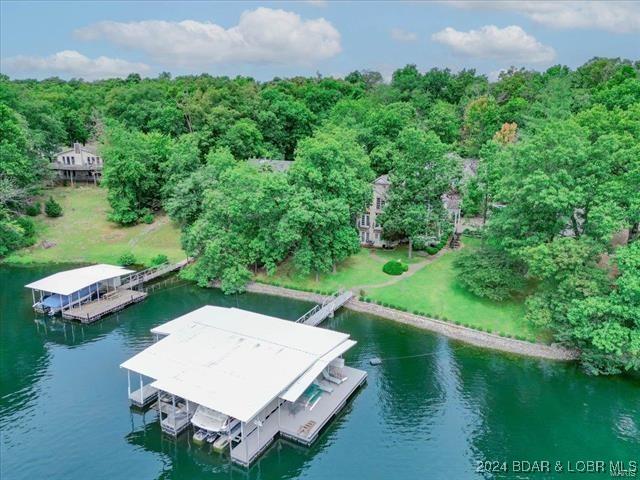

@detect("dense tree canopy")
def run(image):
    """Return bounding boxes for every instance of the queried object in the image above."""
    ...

[1,58,639,375]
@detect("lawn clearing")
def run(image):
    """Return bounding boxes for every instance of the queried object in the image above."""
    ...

[259,235,541,340]
[365,243,541,340]
[4,186,185,266]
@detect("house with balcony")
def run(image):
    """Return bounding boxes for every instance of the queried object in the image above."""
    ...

[51,142,103,184]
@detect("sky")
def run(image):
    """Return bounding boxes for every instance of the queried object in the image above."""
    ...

[1,1,639,81]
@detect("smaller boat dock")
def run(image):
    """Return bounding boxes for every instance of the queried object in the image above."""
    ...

[26,261,188,323]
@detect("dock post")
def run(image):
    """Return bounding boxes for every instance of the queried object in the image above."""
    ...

[127,370,131,397]
[139,374,144,405]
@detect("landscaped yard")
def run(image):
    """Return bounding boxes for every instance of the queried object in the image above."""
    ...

[259,237,542,340]
[4,186,185,265]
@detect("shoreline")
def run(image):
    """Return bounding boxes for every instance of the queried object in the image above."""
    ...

[245,282,579,362]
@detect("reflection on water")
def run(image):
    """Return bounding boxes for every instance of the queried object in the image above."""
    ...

[1,265,638,480]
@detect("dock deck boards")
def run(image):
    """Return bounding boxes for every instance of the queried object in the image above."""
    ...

[230,366,367,466]
[62,289,147,323]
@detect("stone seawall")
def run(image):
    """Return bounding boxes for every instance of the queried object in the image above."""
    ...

[246,282,579,361]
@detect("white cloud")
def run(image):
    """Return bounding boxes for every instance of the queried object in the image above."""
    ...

[390,28,418,42]
[1,50,150,79]
[445,1,640,33]
[432,25,556,64]
[75,8,341,67]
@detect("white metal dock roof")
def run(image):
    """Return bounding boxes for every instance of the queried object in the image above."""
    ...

[25,264,134,295]
[121,306,356,422]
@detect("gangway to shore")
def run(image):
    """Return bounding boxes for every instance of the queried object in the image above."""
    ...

[296,289,354,327]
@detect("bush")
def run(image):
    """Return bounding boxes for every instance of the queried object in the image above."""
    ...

[150,254,168,266]
[26,202,41,216]
[142,213,154,224]
[118,252,137,266]
[382,259,409,275]
[44,197,62,217]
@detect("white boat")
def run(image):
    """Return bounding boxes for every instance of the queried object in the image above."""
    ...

[191,406,239,435]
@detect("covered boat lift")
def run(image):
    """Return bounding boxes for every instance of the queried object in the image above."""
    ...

[121,305,367,466]
[25,264,143,322]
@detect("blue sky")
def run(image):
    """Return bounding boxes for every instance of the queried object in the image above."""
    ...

[1,1,639,81]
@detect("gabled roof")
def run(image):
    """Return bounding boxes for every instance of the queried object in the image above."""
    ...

[123,306,356,422]
[374,174,390,185]
[56,143,99,156]
[25,264,134,295]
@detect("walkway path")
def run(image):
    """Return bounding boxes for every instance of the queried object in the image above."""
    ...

[353,248,450,291]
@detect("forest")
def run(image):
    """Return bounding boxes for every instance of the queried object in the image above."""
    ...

[0,57,638,375]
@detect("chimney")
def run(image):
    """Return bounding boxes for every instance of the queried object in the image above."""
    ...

[74,142,81,154]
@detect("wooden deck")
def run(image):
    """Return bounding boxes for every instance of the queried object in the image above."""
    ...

[230,366,367,466]
[62,289,147,323]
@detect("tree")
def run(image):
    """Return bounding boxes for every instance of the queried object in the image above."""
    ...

[181,162,293,293]
[379,128,457,258]
[44,197,62,217]
[286,126,374,275]
[222,119,265,159]
[462,95,501,156]
[101,123,171,224]
[424,100,461,145]
[454,246,525,301]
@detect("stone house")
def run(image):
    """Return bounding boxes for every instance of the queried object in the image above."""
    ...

[51,142,103,184]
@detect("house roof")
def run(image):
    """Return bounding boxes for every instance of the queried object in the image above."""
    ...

[248,158,292,173]
[56,143,99,156]
[374,174,390,185]
[25,264,134,295]
[122,305,355,422]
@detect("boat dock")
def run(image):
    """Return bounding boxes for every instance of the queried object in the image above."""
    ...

[121,306,367,468]
[62,289,147,323]
[26,260,189,324]
[296,289,354,326]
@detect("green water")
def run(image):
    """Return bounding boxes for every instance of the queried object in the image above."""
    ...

[1,265,638,479]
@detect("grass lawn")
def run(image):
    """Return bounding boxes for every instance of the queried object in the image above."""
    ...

[256,248,395,293]
[4,186,185,266]
[260,236,542,341]
[365,244,541,340]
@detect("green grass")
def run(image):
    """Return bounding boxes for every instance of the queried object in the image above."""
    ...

[257,248,396,292]
[4,186,185,266]
[261,235,543,340]
[366,246,541,340]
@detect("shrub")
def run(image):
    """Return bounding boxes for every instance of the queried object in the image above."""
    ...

[382,259,408,275]
[44,197,62,217]
[142,213,154,224]
[150,254,168,266]
[26,202,41,216]
[118,252,137,266]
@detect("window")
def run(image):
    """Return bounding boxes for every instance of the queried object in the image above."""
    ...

[376,198,385,210]
[360,214,370,227]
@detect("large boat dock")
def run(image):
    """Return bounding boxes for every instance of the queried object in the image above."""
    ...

[121,305,366,467]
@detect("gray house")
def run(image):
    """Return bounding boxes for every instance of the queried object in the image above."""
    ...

[357,174,391,248]
[51,142,103,184]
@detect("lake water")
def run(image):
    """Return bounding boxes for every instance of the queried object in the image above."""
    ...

[1,265,638,479]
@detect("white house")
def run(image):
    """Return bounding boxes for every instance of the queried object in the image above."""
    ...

[51,142,103,184]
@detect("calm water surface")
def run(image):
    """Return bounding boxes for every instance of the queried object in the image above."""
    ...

[1,265,638,480]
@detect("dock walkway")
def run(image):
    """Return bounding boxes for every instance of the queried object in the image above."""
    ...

[62,289,147,323]
[297,290,354,327]
[121,259,189,288]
